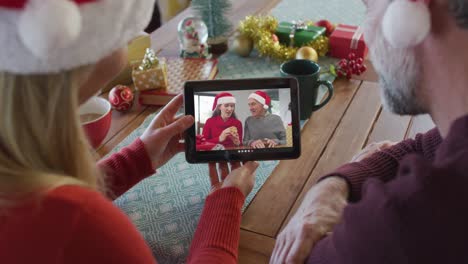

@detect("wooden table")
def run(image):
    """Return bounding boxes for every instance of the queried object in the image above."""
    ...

[97,1,435,263]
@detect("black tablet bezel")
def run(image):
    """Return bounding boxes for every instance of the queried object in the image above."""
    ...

[184,77,301,163]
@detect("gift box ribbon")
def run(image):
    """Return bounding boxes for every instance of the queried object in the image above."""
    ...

[278,20,312,47]
[335,26,363,50]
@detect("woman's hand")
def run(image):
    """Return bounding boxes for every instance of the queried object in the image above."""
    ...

[209,161,259,197]
[232,137,241,146]
[140,94,194,169]
[229,131,240,146]
[219,128,232,142]
[250,139,265,149]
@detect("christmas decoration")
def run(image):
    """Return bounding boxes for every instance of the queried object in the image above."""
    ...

[238,16,329,61]
[109,85,135,112]
[196,135,225,151]
[329,52,368,80]
[315,20,336,37]
[177,17,211,59]
[275,21,326,47]
[382,0,431,48]
[296,46,318,62]
[132,48,168,91]
[232,34,254,57]
[191,0,233,53]
[329,24,368,59]
[272,34,279,43]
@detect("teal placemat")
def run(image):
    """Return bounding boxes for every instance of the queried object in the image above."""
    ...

[114,1,365,263]
[113,115,279,262]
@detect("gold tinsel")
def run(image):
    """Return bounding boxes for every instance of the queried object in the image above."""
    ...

[238,16,329,61]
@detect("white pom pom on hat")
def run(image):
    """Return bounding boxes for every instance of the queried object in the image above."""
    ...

[382,0,431,48]
[18,0,82,59]
[0,0,155,74]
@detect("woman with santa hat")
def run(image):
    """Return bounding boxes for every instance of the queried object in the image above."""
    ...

[202,92,243,148]
[244,91,287,148]
[0,0,258,263]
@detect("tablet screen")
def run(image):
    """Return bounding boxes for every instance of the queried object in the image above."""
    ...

[184,78,300,163]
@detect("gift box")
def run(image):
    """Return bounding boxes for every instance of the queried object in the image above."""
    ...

[103,34,151,92]
[195,135,224,151]
[275,21,326,47]
[329,24,368,59]
[132,49,168,91]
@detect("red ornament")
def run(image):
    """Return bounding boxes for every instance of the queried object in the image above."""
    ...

[109,85,134,112]
[315,20,335,36]
[335,53,368,80]
[271,34,279,43]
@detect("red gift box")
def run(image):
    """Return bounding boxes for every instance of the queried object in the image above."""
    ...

[329,24,368,59]
[195,135,217,151]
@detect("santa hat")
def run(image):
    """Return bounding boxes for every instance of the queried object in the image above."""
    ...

[382,0,431,48]
[248,91,271,110]
[0,0,154,74]
[212,92,236,111]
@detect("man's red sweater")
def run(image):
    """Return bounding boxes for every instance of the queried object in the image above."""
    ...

[0,139,244,263]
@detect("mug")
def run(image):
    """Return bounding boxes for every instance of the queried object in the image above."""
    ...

[79,97,112,149]
[280,59,333,120]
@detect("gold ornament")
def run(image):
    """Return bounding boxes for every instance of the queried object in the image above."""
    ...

[238,16,330,61]
[296,47,318,62]
[232,34,254,57]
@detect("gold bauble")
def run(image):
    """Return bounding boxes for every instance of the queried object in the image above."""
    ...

[296,46,318,62]
[232,35,254,57]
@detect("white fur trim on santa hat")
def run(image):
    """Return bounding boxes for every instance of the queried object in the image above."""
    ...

[382,0,431,48]
[217,96,236,105]
[18,0,82,59]
[248,93,269,109]
[0,0,155,74]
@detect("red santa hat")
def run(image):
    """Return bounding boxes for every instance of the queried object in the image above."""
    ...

[0,0,154,74]
[212,92,236,111]
[248,91,271,110]
[382,0,431,48]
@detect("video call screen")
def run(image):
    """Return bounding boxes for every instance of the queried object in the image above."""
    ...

[194,88,293,152]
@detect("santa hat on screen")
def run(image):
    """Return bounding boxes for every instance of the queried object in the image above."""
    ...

[212,92,236,111]
[248,91,271,110]
[382,0,431,48]
[0,0,155,74]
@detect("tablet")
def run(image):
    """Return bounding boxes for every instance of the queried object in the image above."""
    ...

[184,77,301,163]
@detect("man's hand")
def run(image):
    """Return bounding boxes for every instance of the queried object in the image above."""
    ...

[140,94,194,169]
[270,177,348,264]
[265,139,278,148]
[251,139,265,149]
[209,161,259,197]
[351,141,396,162]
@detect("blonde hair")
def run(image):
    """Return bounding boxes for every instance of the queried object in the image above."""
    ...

[0,67,105,208]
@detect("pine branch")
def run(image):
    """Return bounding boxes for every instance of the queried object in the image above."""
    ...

[191,0,233,39]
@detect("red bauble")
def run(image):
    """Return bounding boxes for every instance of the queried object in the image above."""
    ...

[316,20,335,36]
[109,85,134,112]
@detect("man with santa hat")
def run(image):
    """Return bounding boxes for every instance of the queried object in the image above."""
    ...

[202,92,243,148]
[243,91,286,148]
[271,0,468,263]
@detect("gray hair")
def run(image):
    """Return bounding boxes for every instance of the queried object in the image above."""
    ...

[449,0,468,28]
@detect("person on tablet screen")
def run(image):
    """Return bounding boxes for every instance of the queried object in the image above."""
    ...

[243,91,286,148]
[202,92,243,147]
